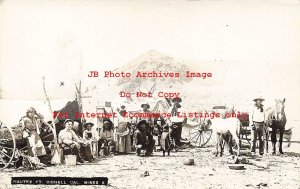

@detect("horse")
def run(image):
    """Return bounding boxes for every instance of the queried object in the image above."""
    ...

[265,98,287,154]
[202,117,242,157]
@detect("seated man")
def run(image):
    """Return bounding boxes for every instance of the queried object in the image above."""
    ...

[58,119,85,163]
[72,121,93,162]
[135,120,156,156]
[99,120,115,156]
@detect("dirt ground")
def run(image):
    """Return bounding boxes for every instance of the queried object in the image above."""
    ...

[1,129,300,189]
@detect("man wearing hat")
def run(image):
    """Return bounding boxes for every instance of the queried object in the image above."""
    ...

[167,97,187,151]
[139,103,154,133]
[118,105,127,116]
[249,97,266,155]
[141,103,150,111]
[58,119,85,163]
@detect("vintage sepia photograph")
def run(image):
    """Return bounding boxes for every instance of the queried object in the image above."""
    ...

[0,0,300,188]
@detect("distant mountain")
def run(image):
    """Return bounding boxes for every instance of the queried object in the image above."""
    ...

[114,50,193,97]
[85,50,219,111]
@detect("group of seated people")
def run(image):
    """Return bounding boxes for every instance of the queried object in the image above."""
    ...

[21,106,164,165]
[58,119,159,164]
[58,119,116,163]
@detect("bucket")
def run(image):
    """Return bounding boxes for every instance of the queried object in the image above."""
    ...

[65,155,77,166]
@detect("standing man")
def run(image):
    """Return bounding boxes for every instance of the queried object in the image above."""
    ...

[249,97,266,155]
[167,97,187,151]
[140,103,152,121]
[140,103,154,133]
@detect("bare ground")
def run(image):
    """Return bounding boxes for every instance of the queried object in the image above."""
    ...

[1,126,300,189]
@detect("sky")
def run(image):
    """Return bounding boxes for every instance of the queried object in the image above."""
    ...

[0,0,300,100]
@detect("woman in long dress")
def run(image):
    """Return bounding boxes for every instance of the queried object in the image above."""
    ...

[21,107,46,157]
[114,105,131,153]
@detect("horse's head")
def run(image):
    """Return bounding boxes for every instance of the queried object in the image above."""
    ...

[274,98,286,121]
[199,117,212,130]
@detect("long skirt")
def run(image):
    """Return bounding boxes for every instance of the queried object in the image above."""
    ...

[116,134,131,153]
[26,131,46,157]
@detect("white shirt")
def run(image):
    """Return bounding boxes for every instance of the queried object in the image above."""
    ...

[168,106,186,123]
[249,105,265,124]
[113,111,130,126]
[83,129,99,141]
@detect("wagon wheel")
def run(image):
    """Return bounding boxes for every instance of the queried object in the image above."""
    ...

[241,125,251,144]
[189,124,212,147]
[0,121,16,170]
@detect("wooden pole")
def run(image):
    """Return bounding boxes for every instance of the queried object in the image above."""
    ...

[75,81,85,124]
[42,77,61,164]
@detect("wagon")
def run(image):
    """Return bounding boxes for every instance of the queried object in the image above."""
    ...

[0,100,82,170]
[0,121,16,169]
[239,113,251,144]
[188,117,251,147]
[0,120,55,170]
[188,106,251,148]
[189,110,293,148]
[188,119,213,147]
[188,105,227,148]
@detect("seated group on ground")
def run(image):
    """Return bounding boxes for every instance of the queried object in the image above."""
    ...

[21,102,163,165]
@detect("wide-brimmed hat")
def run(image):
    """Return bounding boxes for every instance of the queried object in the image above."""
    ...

[103,119,113,129]
[63,119,74,125]
[26,107,36,113]
[103,118,113,125]
[141,103,150,109]
[172,97,182,103]
[137,119,147,126]
[83,122,94,128]
[136,120,148,130]
[253,97,265,102]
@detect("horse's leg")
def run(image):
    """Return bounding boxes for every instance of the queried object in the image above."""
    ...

[279,127,284,154]
[288,129,292,147]
[228,135,234,155]
[271,126,277,154]
[238,138,241,156]
[215,134,220,157]
[219,135,224,157]
[220,137,225,157]
[233,135,241,156]
[229,145,233,155]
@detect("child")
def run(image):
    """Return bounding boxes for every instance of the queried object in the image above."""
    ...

[160,124,173,156]
[82,122,99,158]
